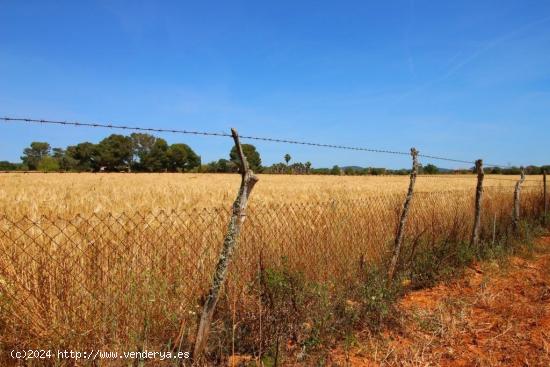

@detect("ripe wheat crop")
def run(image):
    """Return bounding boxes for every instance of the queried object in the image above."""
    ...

[0,173,533,216]
[0,172,545,364]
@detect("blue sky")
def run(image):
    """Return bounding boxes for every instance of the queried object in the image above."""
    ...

[1,0,549,169]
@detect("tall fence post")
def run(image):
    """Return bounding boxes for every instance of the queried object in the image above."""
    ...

[388,148,419,282]
[543,169,547,226]
[192,128,259,361]
[512,167,526,233]
[471,159,484,246]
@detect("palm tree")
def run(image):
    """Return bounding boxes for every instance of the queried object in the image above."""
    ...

[284,154,291,165]
[305,161,312,174]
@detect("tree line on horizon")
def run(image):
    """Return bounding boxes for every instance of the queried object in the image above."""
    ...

[0,132,548,175]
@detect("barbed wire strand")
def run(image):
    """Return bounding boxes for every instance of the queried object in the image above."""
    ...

[0,116,520,169]
[1,117,232,137]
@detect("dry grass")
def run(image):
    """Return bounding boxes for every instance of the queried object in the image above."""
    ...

[0,172,545,365]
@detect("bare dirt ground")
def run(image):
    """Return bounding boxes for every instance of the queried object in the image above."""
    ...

[329,236,550,366]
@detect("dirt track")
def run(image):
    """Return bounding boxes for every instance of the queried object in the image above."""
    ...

[330,236,550,366]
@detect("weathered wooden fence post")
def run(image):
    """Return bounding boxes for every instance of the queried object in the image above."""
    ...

[492,213,497,246]
[512,167,526,233]
[543,169,547,226]
[192,128,259,361]
[471,159,484,246]
[388,148,419,282]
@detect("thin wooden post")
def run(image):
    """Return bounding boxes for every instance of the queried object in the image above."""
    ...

[512,167,526,233]
[543,169,547,226]
[388,148,419,282]
[471,159,484,246]
[493,213,497,246]
[192,128,259,361]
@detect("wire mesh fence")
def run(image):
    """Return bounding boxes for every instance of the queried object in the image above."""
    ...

[0,185,546,359]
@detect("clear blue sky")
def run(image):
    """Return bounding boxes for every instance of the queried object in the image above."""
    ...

[1,1,549,169]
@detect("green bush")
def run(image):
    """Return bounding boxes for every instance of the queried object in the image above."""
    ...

[37,156,60,172]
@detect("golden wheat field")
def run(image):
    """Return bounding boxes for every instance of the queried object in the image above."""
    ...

[0,172,545,364]
[0,172,538,216]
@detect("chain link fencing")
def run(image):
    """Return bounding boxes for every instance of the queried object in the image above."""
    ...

[0,185,546,361]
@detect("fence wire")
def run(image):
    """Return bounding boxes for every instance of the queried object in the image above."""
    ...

[1,116,516,168]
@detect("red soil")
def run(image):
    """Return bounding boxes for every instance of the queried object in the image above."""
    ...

[329,236,550,366]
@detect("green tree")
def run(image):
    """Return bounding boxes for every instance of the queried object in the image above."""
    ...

[344,166,356,175]
[130,133,158,170]
[66,142,98,171]
[330,165,341,175]
[502,166,522,175]
[37,156,60,172]
[141,138,169,172]
[52,148,64,160]
[96,134,133,171]
[525,165,541,175]
[423,164,439,174]
[217,159,232,172]
[21,142,51,170]
[205,159,233,173]
[268,162,287,174]
[305,161,312,174]
[52,147,78,171]
[167,143,201,172]
[0,161,18,171]
[284,153,291,165]
[230,144,261,172]
[289,162,306,174]
[204,161,218,173]
[369,167,386,176]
